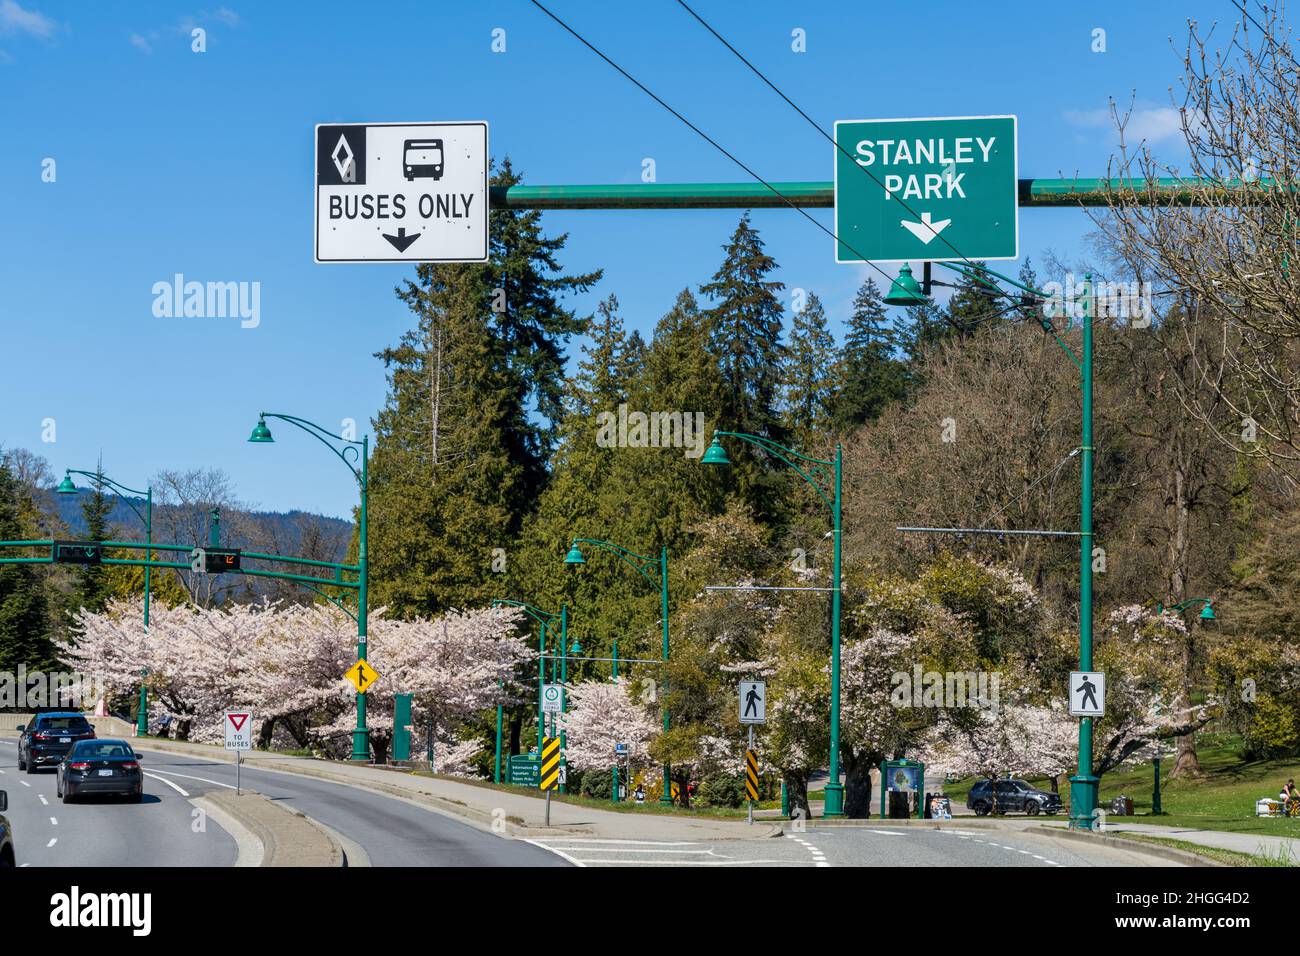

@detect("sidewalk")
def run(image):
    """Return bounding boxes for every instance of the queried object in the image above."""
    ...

[129,736,781,842]
[1041,820,1300,862]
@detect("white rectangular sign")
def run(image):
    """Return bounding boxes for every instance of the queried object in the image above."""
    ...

[315,121,488,263]
[739,680,766,725]
[1069,671,1105,717]
[224,710,253,751]
[541,684,563,714]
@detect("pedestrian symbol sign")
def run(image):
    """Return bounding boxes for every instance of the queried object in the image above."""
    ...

[1069,671,1105,717]
[739,680,766,725]
[224,710,253,751]
[344,658,379,694]
[314,121,488,263]
[833,115,1018,263]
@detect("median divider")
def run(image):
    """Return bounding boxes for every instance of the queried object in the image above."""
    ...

[1031,824,1225,867]
[198,789,345,867]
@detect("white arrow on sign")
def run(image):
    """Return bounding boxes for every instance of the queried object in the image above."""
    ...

[900,212,952,245]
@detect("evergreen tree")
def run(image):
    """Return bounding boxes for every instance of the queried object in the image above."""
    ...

[832,278,908,430]
[699,212,786,442]
[780,291,836,445]
[367,159,600,617]
[0,462,53,671]
[76,469,114,614]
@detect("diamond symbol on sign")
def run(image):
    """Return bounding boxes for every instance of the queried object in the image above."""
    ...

[331,134,355,182]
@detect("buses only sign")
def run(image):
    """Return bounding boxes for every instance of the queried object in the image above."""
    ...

[833,115,1018,264]
[314,121,488,263]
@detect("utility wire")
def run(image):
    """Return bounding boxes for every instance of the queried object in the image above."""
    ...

[528,0,925,300]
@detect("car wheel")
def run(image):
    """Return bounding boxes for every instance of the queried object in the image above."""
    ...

[26,755,37,774]
[61,785,73,804]
[973,800,990,816]
[16,749,24,772]
[1026,800,1041,816]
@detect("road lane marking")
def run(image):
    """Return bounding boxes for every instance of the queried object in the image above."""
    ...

[19,780,30,788]
[143,768,235,790]
[537,838,698,845]
[49,817,57,825]
[523,839,586,867]
[866,829,905,835]
[46,838,56,848]
[547,847,715,854]
[144,772,190,796]
[38,795,47,805]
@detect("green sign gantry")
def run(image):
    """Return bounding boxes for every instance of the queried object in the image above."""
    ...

[834,115,1018,264]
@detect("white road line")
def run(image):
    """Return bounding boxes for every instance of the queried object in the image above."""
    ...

[46,838,56,848]
[38,795,47,806]
[533,838,699,846]
[578,859,801,866]
[866,829,905,836]
[546,847,715,854]
[144,772,189,796]
[142,768,235,790]
[19,780,30,788]
[49,817,57,826]
[523,839,587,867]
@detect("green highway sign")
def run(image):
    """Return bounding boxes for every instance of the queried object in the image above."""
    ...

[834,115,1018,264]
[53,541,103,565]
[508,754,540,787]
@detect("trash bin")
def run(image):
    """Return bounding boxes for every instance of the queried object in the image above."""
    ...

[888,790,912,819]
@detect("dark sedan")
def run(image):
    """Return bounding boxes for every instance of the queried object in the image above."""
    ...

[17,712,96,773]
[56,739,144,803]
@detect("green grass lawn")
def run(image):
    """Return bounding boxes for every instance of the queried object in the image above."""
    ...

[939,734,1300,839]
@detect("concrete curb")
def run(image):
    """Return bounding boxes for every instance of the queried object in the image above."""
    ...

[1030,825,1225,867]
[129,737,781,842]
[192,794,264,867]
[202,790,344,867]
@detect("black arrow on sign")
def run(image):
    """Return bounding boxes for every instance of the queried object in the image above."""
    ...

[382,227,421,252]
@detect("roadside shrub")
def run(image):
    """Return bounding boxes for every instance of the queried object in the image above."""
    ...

[698,772,745,808]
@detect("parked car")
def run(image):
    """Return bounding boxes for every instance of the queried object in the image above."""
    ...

[967,778,1063,816]
[16,712,96,773]
[0,790,13,867]
[57,739,144,803]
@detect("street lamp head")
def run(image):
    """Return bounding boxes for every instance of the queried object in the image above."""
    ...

[1200,601,1216,621]
[56,473,78,495]
[564,543,586,565]
[569,638,582,654]
[884,263,929,306]
[248,417,274,443]
[701,436,731,466]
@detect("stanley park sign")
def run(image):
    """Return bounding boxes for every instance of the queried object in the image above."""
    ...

[834,115,1018,264]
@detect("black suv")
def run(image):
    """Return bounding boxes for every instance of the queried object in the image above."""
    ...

[17,712,96,773]
[967,778,1063,816]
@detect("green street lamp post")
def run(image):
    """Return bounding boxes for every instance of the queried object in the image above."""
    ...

[492,598,567,761]
[58,469,153,736]
[566,538,674,805]
[250,413,370,762]
[888,263,1105,828]
[702,433,846,817]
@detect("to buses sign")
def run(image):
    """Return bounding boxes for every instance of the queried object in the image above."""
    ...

[833,115,1018,264]
[314,121,488,263]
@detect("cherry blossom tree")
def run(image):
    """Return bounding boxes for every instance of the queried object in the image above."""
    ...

[560,678,657,775]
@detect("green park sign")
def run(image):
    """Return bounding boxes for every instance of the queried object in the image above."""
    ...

[834,115,1018,264]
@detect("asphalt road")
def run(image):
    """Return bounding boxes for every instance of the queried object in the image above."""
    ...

[0,738,565,867]
[529,825,1183,867]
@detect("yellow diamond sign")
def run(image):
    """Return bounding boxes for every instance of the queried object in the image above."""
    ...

[344,658,379,694]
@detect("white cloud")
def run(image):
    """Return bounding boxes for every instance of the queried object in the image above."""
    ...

[1063,105,1187,145]
[129,32,152,53]
[207,7,239,26]
[0,0,56,38]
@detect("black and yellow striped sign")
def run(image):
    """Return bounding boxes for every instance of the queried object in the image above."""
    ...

[745,749,759,802]
[539,736,562,791]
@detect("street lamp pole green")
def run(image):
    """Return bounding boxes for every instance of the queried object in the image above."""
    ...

[702,432,845,817]
[249,413,370,762]
[887,263,1102,827]
[565,538,674,805]
[491,598,565,760]
[58,469,152,736]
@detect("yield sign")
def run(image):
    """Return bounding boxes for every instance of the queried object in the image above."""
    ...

[224,710,253,751]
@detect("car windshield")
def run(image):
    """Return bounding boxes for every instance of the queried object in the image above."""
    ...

[38,717,90,732]
[73,742,132,758]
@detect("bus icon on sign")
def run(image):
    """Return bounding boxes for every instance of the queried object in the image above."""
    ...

[403,139,443,180]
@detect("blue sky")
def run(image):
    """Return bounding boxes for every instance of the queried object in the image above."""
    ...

[1,0,1229,518]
